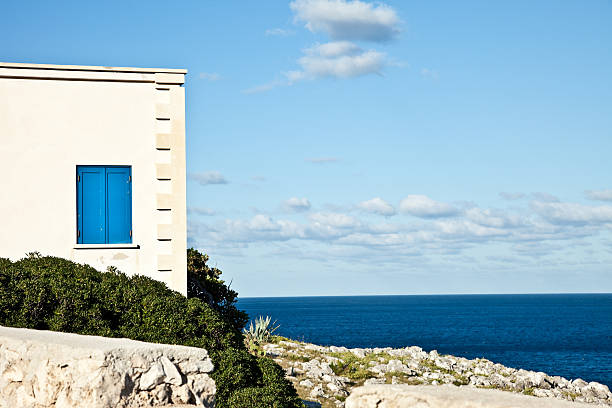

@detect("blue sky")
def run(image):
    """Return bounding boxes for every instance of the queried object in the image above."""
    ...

[3,0,612,296]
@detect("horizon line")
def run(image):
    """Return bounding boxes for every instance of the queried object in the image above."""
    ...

[238,292,612,299]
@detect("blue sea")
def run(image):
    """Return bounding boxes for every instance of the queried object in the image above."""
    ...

[238,294,612,388]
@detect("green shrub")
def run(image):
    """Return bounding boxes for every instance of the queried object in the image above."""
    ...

[187,248,248,331]
[258,357,302,404]
[212,348,262,405]
[0,253,302,408]
[0,255,241,351]
[223,356,303,408]
[228,387,296,408]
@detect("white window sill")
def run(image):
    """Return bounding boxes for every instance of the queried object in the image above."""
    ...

[74,244,140,250]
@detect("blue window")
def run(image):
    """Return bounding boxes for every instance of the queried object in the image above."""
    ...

[77,166,132,244]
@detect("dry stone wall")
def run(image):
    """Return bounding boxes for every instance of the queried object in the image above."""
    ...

[0,326,215,408]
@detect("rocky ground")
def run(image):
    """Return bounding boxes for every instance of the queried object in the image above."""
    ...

[262,338,612,408]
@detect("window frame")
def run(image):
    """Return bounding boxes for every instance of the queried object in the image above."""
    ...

[76,165,133,244]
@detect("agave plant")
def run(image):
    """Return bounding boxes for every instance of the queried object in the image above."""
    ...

[243,315,280,345]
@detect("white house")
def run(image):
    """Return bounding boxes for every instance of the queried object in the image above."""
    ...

[0,62,188,295]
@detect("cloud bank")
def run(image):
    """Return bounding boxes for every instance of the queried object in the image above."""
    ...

[585,189,612,202]
[188,192,612,270]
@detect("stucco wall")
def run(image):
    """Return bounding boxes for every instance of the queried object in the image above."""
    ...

[0,63,187,294]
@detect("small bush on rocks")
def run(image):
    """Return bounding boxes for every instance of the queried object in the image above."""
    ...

[0,251,303,408]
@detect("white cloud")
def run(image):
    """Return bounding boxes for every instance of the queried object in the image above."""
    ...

[309,212,360,228]
[464,207,525,228]
[399,195,458,218]
[585,189,612,202]
[314,40,362,57]
[290,0,401,42]
[246,0,400,92]
[199,72,221,81]
[249,214,282,231]
[306,157,339,164]
[210,215,305,243]
[358,197,396,216]
[265,28,294,36]
[337,232,414,247]
[283,197,312,212]
[306,212,363,240]
[188,171,228,185]
[435,219,509,239]
[531,201,612,225]
[187,192,612,271]
[287,41,385,81]
[188,206,216,216]
[499,192,525,201]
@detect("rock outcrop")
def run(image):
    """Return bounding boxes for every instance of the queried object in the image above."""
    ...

[0,326,215,408]
[345,384,597,408]
[264,339,612,407]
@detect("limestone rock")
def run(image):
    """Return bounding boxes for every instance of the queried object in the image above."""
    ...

[345,385,598,408]
[310,384,326,398]
[265,337,612,408]
[0,325,215,408]
[140,361,166,390]
[301,379,315,388]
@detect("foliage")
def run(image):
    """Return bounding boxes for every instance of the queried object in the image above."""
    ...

[244,315,280,349]
[212,348,262,405]
[224,356,303,408]
[187,248,248,331]
[0,255,242,350]
[257,357,302,403]
[329,351,380,381]
[0,254,302,408]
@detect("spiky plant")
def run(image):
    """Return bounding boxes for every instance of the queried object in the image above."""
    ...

[244,315,280,345]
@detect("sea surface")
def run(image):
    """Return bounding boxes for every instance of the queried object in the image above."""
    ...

[238,294,612,388]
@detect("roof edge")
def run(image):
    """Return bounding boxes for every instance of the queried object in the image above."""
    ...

[0,62,187,74]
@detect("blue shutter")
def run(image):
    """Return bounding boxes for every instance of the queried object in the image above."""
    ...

[106,167,132,244]
[77,166,106,244]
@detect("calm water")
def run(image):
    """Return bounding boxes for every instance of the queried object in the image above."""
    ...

[238,294,612,387]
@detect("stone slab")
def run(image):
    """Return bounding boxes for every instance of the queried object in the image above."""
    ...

[345,385,596,408]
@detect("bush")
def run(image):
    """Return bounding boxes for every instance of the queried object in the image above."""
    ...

[187,248,248,332]
[212,348,262,405]
[224,356,303,408]
[0,253,303,408]
[258,357,302,403]
[0,255,241,351]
